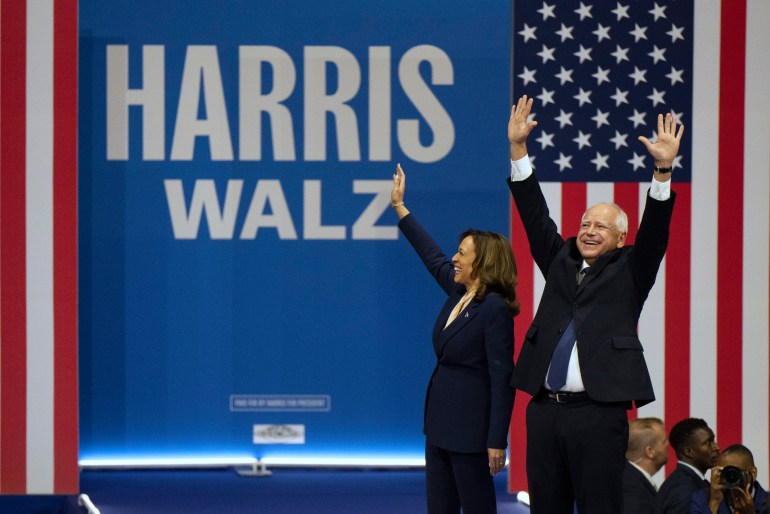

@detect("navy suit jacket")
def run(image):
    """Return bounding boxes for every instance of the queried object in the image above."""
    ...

[655,463,708,514]
[623,461,657,514]
[399,214,515,453]
[507,174,675,406]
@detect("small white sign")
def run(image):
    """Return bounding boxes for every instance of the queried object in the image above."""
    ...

[231,394,331,412]
[253,424,305,444]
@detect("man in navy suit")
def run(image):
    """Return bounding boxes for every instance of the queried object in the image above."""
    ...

[655,418,719,514]
[624,417,669,513]
[506,95,684,513]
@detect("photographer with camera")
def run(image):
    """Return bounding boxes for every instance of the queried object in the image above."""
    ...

[690,444,770,514]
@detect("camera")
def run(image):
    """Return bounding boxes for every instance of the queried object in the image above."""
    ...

[720,465,751,489]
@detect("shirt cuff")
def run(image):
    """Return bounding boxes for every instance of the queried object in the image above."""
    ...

[510,155,533,181]
[649,177,671,201]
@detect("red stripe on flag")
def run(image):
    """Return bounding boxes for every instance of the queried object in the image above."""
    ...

[664,184,692,475]
[53,0,80,493]
[508,195,534,492]
[613,183,639,245]
[0,0,28,494]
[716,0,745,449]
[560,183,586,239]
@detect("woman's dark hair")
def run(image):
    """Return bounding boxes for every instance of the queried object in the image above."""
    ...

[460,229,520,316]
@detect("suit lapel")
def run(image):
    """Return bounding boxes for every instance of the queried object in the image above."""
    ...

[641,473,656,495]
[437,301,479,357]
[575,248,620,295]
[565,252,590,296]
[627,462,657,496]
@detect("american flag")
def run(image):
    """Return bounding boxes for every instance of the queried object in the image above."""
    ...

[508,0,770,492]
[0,0,79,494]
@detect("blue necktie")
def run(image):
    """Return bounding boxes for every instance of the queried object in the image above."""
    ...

[546,319,576,391]
[546,269,586,391]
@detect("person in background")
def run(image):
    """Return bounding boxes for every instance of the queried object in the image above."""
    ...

[624,417,669,513]
[691,444,770,514]
[655,417,719,513]
[391,163,519,513]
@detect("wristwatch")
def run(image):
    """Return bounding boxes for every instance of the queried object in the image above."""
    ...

[654,166,672,173]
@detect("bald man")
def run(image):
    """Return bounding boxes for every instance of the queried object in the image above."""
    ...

[624,417,669,513]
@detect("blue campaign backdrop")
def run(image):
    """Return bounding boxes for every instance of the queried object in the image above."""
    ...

[78,0,512,461]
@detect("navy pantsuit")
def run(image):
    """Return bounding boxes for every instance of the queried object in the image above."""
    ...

[398,214,515,513]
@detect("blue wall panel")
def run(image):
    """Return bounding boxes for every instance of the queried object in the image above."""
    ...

[78,0,511,461]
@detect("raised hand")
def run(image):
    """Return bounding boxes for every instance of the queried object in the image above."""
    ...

[391,163,410,219]
[392,163,405,205]
[508,95,538,160]
[638,113,684,169]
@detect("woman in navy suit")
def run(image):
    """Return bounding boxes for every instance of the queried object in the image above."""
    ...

[391,163,519,514]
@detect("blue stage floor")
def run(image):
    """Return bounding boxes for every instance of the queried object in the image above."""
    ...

[77,468,529,513]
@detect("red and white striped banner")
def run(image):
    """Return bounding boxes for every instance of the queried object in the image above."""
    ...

[509,0,770,493]
[1,0,79,495]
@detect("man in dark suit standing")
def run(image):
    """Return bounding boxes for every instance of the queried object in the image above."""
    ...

[624,417,669,513]
[655,418,719,514]
[506,95,684,514]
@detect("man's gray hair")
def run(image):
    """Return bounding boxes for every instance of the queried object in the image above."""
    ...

[582,202,628,233]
